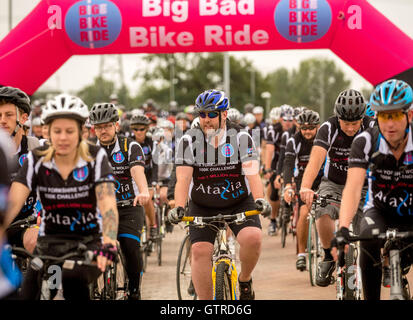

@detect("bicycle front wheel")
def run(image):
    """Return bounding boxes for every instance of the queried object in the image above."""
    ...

[176,233,197,300]
[308,216,320,286]
[214,261,233,300]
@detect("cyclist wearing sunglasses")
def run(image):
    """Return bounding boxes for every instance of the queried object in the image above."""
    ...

[169,89,271,300]
[300,89,375,287]
[90,103,150,300]
[282,110,322,271]
[332,79,413,300]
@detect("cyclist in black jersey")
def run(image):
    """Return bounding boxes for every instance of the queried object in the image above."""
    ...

[332,79,413,300]
[282,110,321,271]
[4,94,119,300]
[130,115,158,235]
[168,89,271,300]
[0,86,40,254]
[0,131,22,300]
[264,104,294,235]
[300,89,374,287]
[90,103,150,300]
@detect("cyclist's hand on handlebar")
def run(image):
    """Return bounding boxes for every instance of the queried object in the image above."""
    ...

[255,198,271,217]
[274,175,282,189]
[299,187,314,209]
[168,199,175,209]
[283,187,294,204]
[134,192,150,206]
[168,206,185,224]
[95,243,118,272]
[330,227,350,262]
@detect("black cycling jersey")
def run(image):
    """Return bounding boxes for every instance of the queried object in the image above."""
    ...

[13,144,115,237]
[313,116,374,185]
[283,131,322,188]
[137,136,157,184]
[176,122,258,209]
[266,122,282,170]
[97,135,145,204]
[276,125,297,176]
[349,124,413,221]
[10,135,39,221]
[0,132,13,223]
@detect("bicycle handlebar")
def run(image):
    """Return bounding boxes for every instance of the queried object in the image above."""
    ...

[347,229,413,243]
[180,209,261,224]
[8,215,37,229]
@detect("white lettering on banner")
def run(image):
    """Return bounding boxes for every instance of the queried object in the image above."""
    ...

[130,27,194,47]
[142,0,189,23]
[205,24,269,46]
[200,0,255,16]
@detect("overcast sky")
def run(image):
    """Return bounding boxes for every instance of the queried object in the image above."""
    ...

[0,0,412,98]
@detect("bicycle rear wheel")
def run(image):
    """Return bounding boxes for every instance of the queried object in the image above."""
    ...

[176,233,197,300]
[214,261,232,300]
[308,217,321,286]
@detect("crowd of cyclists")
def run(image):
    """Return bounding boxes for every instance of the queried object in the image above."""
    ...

[0,77,412,300]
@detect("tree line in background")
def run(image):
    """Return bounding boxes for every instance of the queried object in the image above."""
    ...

[34,53,373,122]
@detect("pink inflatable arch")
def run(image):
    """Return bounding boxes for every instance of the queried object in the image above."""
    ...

[0,0,412,95]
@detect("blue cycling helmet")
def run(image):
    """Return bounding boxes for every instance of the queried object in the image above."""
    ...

[195,89,229,112]
[365,102,375,117]
[370,79,413,112]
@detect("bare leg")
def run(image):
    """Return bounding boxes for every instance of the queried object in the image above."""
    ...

[297,205,309,254]
[236,227,262,282]
[316,214,335,251]
[191,242,214,300]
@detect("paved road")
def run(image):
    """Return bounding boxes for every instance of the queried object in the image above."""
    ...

[141,217,413,300]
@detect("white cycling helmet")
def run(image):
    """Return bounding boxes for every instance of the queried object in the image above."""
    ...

[42,94,89,124]
[227,108,242,123]
[191,117,200,129]
[159,119,174,129]
[269,107,281,122]
[243,113,256,125]
[252,106,264,114]
[279,104,294,121]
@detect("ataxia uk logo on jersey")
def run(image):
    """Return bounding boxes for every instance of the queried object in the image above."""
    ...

[274,0,332,43]
[65,0,122,49]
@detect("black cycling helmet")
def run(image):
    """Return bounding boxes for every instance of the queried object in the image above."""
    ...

[297,110,320,125]
[89,103,119,125]
[334,89,366,121]
[130,114,150,126]
[0,86,31,115]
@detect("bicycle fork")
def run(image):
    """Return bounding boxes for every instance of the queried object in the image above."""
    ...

[211,229,238,300]
[389,249,405,300]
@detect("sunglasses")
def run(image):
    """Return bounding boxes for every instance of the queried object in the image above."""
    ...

[199,111,219,119]
[300,125,317,131]
[377,111,406,122]
[132,127,147,132]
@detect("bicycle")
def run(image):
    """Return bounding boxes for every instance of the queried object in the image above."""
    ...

[90,242,128,300]
[151,181,167,266]
[6,215,37,274]
[280,187,299,250]
[177,209,261,300]
[335,223,362,300]
[11,242,99,300]
[176,228,197,300]
[307,193,340,287]
[342,229,413,300]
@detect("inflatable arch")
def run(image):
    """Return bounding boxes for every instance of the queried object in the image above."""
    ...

[0,0,412,95]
